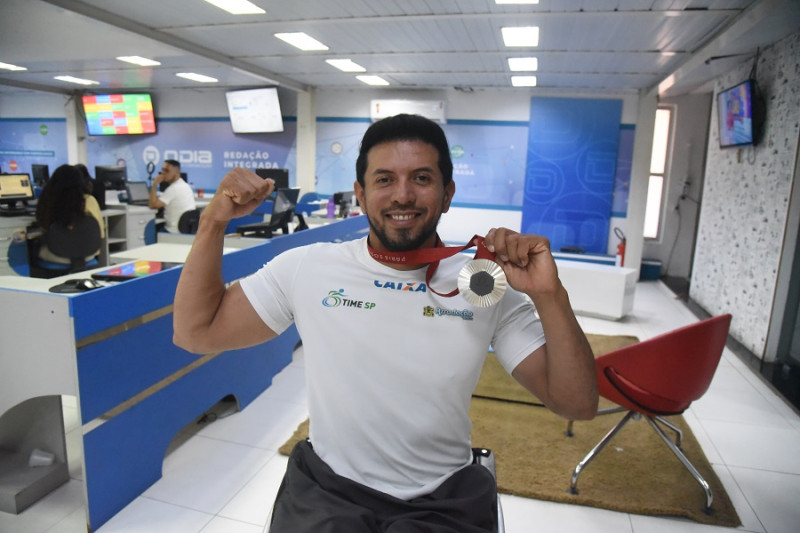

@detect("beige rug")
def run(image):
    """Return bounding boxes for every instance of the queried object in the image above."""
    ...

[279,334,740,527]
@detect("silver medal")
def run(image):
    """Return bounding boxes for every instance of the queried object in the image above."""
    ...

[457,258,507,307]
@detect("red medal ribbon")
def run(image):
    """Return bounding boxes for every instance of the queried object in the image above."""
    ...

[366,235,497,297]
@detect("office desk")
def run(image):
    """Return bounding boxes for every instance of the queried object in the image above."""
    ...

[0,215,368,529]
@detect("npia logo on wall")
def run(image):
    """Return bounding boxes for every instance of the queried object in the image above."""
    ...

[143,145,213,168]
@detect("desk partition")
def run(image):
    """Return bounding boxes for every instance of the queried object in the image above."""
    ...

[0,216,368,529]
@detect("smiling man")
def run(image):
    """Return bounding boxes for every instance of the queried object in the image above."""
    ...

[173,114,597,532]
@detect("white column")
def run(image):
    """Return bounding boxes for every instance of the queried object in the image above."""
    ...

[295,89,317,194]
[625,87,658,277]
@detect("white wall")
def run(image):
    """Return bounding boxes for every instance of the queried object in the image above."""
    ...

[691,30,800,359]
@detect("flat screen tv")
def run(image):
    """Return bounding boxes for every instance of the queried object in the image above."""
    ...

[717,79,764,148]
[225,87,284,133]
[82,93,156,135]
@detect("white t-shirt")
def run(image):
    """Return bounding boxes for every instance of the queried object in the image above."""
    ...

[240,237,545,499]
[160,178,196,233]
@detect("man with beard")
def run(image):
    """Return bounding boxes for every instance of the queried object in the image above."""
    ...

[173,114,597,532]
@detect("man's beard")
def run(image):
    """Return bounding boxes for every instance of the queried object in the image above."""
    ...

[366,213,439,252]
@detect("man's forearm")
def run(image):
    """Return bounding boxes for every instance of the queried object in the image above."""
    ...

[172,213,229,351]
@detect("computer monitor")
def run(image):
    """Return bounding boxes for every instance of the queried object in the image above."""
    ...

[255,168,289,195]
[95,165,128,191]
[236,188,300,238]
[126,181,150,205]
[0,173,35,215]
[31,164,50,187]
[332,190,357,217]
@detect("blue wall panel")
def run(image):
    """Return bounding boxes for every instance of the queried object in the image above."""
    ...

[522,98,622,253]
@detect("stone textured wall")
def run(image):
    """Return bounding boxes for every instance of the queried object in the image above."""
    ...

[690,31,800,357]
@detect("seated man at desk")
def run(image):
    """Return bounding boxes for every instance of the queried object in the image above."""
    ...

[148,159,196,233]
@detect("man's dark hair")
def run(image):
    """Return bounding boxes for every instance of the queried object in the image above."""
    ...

[164,159,181,170]
[356,114,452,187]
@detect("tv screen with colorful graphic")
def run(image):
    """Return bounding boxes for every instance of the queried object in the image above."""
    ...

[82,93,156,136]
[717,79,763,148]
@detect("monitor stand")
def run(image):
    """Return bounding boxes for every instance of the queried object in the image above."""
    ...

[0,201,29,217]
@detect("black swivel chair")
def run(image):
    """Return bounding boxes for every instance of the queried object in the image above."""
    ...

[177,208,203,234]
[28,215,103,278]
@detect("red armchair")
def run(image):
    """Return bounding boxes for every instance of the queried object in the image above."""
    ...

[567,314,732,510]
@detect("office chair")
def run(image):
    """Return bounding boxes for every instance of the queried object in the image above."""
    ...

[28,215,103,278]
[177,208,203,234]
[566,314,732,510]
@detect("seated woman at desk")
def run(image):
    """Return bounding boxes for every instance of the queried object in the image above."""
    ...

[35,164,105,265]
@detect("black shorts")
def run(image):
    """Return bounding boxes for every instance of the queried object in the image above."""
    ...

[269,440,499,533]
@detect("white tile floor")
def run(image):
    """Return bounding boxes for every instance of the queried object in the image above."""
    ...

[3,280,800,533]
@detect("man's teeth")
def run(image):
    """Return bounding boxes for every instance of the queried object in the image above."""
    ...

[391,214,414,220]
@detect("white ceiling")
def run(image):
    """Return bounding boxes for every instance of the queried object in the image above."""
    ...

[0,0,798,98]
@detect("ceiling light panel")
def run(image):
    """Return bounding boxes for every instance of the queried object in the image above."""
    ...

[54,75,99,85]
[117,56,161,67]
[511,75,537,87]
[326,59,366,72]
[274,32,329,51]
[203,0,265,15]
[501,26,540,47]
[356,75,390,86]
[495,1,539,4]
[0,61,27,71]
[176,72,219,83]
[508,57,538,71]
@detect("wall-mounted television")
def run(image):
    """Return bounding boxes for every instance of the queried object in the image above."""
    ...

[716,79,765,148]
[82,93,157,136]
[225,87,284,133]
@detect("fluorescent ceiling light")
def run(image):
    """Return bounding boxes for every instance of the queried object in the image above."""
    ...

[274,32,329,51]
[356,75,390,86]
[501,26,540,47]
[0,61,27,71]
[203,0,265,15]
[496,0,539,4]
[176,72,219,83]
[117,56,161,67]
[511,75,537,87]
[508,57,538,71]
[54,75,99,85]
[326,59,366,72]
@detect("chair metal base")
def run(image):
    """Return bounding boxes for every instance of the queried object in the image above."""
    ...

[567,410,713,510]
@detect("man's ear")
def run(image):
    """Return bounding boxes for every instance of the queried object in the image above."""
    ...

[354,180,366,213]
[442,180,455,213]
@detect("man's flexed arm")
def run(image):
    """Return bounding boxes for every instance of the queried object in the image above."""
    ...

[173,168,277,354]
[484,227,598,420]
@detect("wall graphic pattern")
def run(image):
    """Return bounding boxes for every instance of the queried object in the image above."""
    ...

[522,98,623,253]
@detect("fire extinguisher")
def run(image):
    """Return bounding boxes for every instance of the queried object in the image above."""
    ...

[614,227,626,267]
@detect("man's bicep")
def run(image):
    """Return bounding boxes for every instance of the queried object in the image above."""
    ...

[209,282,278,350]
[510,345,549,403]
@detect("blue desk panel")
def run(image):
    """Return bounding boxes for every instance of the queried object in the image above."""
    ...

[70,215,369,529]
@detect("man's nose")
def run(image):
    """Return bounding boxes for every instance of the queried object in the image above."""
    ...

[392,178,415,204]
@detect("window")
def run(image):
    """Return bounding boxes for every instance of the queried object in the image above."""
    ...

[643,108,672,239]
